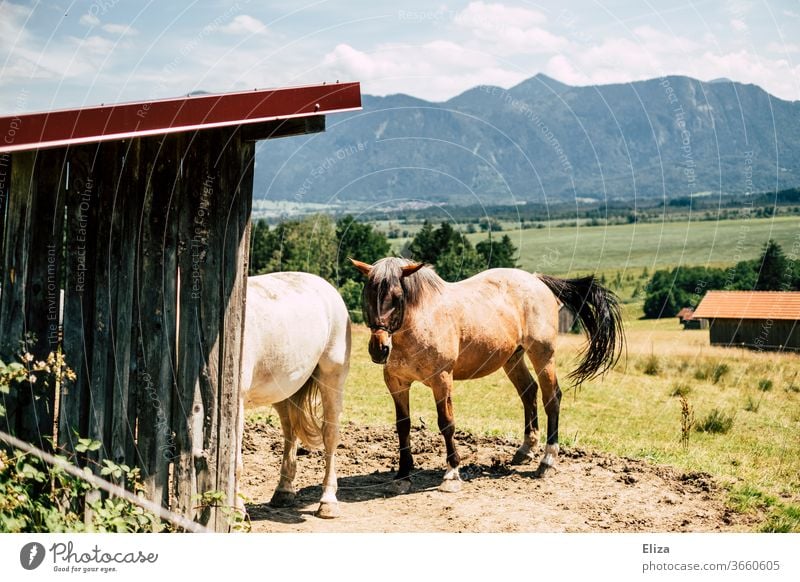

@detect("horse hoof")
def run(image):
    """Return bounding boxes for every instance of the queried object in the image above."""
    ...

[389,479,412,495]
[316,502,340,519]
[438,479,462,493]
[511,450,536,465]
[270,490,296,508]
[533,461,554,479]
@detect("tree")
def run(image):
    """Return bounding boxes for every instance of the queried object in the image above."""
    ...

[476,234,518,268]
[335,215,390,284]
[643,288,680,319]
[247,215,338,280]
[406,221,439,264]
[249,219,273,275]
[435,237,483,282]
[755,240,789,291]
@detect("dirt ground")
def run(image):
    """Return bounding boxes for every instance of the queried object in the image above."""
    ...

[241,419,756,533]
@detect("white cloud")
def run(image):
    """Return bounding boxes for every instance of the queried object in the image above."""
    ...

[766,41,800,54]
[455,1,545,30]
[454,1,568,55]
[79,13,100,27]
[730,19,748,32]
[102,23,138,36]
[320,42,526,101]
[219,15,267,35]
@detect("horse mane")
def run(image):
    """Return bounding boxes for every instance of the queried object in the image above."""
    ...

[371,257,445,307]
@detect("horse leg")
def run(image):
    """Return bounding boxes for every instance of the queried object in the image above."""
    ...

[315,365,345,519]
[270,400,299,507]
[430,373,462,493]
[386,371,413,494]
[503,349,540,465]
[529,349,562,477]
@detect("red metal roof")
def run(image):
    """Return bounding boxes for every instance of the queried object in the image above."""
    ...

[0,82,361,153]
[692,291,800,320]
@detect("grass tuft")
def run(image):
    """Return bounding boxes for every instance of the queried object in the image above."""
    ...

[761,504,800,533]
[696,408,735,434]
[758,378,773,392]
[642,353,661,376]
[670,382,692,397]
[744,395,761,413]
[711,363,730,384]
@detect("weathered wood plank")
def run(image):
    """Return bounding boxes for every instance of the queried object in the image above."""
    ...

[85,143,123,468]
[216,135,254,521]
[59,145,99,453]
[0,153,10,291]
[17,149,68,448]
[175,129,228,528]
[108,140,142,469]
[0,152,34,437]
[134,135,179,507]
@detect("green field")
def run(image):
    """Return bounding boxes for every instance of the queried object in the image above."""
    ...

[448,216,800,276]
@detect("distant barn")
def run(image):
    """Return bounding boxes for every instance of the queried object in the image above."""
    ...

[677,307,694,324]
[692,291,800,351]
[677,306,708,330]
[558,304,577,333]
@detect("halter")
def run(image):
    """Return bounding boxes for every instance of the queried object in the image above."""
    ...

[363,270,410,337]
[369,323,397,335]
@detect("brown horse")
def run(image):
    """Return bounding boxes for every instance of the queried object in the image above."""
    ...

[350,257,624,492]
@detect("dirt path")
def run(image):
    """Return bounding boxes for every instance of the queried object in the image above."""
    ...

[241,419,754,533]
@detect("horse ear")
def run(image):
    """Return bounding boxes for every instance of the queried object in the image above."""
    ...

[401,262,425,278]
[349,258,372,277]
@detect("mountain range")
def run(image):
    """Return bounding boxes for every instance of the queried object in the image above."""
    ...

[253,75,800,206]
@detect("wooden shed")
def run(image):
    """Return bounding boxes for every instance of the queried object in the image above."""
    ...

[0,82,361,530]
[692,290,800,351]
[558,304,577,333]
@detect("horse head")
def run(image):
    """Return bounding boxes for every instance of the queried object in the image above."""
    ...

[350,257,424,364]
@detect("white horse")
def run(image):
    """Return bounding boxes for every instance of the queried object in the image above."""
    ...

[238,272,351,519]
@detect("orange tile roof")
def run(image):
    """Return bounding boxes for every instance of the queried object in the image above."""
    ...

[676,307,695,320]
[692,291,800,320]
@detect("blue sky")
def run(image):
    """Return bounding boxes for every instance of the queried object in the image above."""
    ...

[1,0,798,113]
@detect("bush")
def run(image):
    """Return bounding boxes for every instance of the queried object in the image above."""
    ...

[758,378,773,392]
[1,354,164,533]
[696,409,735,434]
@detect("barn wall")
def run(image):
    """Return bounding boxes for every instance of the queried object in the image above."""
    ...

[709,318,800,351]
[558,305,576,334]
[0,129,255,531]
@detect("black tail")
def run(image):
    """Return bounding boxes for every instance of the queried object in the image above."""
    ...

[538,274,625,385]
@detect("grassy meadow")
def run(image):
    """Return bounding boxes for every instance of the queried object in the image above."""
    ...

[390,215,800,277]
